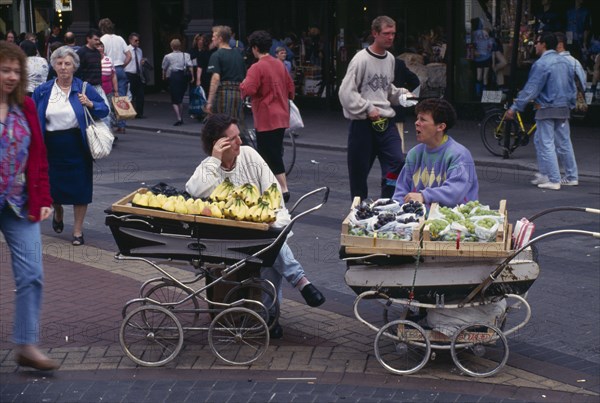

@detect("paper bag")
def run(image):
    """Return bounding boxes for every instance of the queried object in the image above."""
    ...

[112,96,137,120]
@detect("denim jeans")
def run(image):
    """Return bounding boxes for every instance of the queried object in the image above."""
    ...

[0,206,44,345]
[260,242,305,314]
[534,119,578,182]
[114,66,129,128]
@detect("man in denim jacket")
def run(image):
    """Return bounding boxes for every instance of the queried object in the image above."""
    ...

[506,32,577,190]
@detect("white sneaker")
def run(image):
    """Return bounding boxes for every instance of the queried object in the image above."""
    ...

[538,182,561,190]
[531,173,549,185]
[560,177,579,186]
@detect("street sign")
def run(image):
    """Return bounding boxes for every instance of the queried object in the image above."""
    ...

[55,0,72,12]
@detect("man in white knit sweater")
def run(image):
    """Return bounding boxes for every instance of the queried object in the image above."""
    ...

[339,16,407,201]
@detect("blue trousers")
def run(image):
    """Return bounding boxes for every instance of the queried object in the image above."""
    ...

[534,118,578,183]
[260,242,305,314]
[0,206,44,345]
[347,119,404,200]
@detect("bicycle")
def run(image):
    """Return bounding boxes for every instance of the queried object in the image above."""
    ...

[242,100,297,176]
[480,105,536,158]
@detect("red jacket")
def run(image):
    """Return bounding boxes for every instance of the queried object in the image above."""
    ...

[240,55,294,132]
[22,97,52,222]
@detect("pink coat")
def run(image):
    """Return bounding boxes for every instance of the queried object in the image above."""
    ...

[240,55,294,132]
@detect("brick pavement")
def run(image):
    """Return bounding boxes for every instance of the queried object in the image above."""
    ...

[1,235,599,401]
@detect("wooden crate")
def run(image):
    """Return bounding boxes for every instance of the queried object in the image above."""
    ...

[341,198,512,258]
[340,197,422,255]
[111,188,270,231]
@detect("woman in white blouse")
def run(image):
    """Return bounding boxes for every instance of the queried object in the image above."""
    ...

[32,47,109,246]
[19,40,48,95]
[161,38,193,126]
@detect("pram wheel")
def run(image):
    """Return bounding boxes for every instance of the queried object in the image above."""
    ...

[374,320,431,375]
[119,305,184,367]
[144,281,201,327]
[223,279,280,330]
[208,307,269,365]
[450,324,509,377]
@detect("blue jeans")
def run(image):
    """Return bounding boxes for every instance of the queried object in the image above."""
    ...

[0,206,44,345]
[115,66,129,128]
[260,242,305,314]
[534,119,578,183]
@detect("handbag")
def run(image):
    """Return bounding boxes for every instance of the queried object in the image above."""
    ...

[82,83,114,159]
[182,52,192,81]
[112,96,137,119]
[289,100,304,130]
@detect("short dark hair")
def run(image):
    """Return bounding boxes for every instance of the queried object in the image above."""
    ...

[415,98,457,133]
[129,32,140,41]
[201,114,238,155]
[538,32,557,50]
[247,30,271,54]
[554,31,566,45]
[86,29,102,39]
[19,39,37,57]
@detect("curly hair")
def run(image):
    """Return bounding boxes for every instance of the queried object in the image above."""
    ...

[201,114,238,155]
[0,41,28,106]
[247,30,272,54]
[50,46,80,71]
[415,98,457,133]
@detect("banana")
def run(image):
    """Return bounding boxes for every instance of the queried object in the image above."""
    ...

[136,194,150,207]
[266,183,282,210]
[132,192,143,205]
[209,178,234,201]
[162,198,176,212]
[148,195,163,208]
[246,204,262,222]
[209,203,223,218]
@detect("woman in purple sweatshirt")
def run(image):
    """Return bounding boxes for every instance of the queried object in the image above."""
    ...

[393,98,478,207]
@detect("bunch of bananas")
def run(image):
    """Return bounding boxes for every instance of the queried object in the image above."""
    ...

[265,183,283,210]
[131,191,225,218]
[208,177,235,201]
[246,198,277,223]
[224,195,249,220]
[232,183,260,206]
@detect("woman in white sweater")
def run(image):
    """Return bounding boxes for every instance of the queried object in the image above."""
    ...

[185,114,326,339]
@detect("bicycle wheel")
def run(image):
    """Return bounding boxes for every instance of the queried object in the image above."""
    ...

[119,305,184,367]
[283,129,296,176]
[480,111,517,157]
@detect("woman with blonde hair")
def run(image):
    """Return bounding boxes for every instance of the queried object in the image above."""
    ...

[162,38,193,125]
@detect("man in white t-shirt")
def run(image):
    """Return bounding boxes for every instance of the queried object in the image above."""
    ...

[99,18,132,132]
[124,32,146,118]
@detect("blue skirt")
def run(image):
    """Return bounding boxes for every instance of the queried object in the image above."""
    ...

[45,128,93,205]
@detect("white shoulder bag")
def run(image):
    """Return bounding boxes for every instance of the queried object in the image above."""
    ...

[82,82,114,159]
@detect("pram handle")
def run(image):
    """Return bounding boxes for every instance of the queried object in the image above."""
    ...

[527,206,600,222]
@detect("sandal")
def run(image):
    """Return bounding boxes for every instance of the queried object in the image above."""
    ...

[72,234,84,246]
[52,211,63,234]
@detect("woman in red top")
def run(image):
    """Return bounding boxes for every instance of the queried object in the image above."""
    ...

[240,30,295,202]
[0,41,58,371]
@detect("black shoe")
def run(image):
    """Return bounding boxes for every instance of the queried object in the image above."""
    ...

[174,120,183,126]
[72,234,84,246]
[52,211,63,234]
[269,322,283,339]
[300,284,325,307]
[283,192,290,203]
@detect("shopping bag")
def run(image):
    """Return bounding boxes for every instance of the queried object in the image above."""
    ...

[83,102,114,159]
[112,96,137,120]
[289,100,304,130]
[189,86,207,116]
